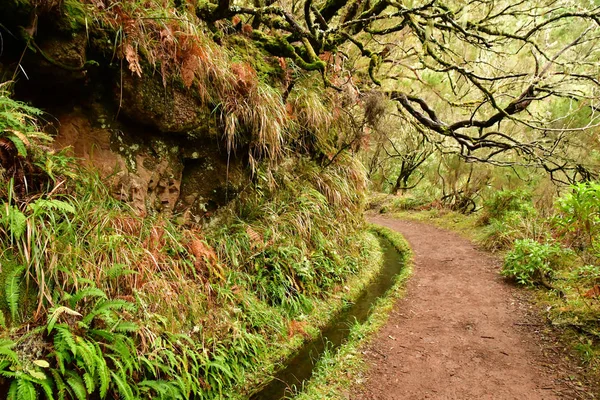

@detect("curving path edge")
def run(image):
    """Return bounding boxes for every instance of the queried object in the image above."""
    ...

[354,216,593,400]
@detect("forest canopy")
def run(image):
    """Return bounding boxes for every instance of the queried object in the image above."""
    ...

[192,0,600,182]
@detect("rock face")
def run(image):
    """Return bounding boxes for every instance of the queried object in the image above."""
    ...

[118,74,210,134]
[53,109,244,219]
[0,1,248,219]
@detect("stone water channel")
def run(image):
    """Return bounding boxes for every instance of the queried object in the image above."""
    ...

[251,238,406,399]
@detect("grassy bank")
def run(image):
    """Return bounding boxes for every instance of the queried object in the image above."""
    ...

[291,225,412,400]
[0,85,375,399]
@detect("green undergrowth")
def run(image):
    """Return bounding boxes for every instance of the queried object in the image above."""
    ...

[291,224,412,400]
[0,91,374,399]
[0,167,376,399]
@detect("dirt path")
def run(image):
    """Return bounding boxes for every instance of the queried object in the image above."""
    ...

[355,216,594,400]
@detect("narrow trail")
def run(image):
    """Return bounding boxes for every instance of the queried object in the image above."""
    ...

[355,216,593,400]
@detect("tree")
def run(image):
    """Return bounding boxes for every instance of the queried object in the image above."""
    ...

[193,0,600,181]
[364,107,433,193]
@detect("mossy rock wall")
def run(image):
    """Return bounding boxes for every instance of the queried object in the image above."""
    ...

[1,1,252,218]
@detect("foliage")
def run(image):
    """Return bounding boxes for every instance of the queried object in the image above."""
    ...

[209,155,366,314]
[554,182,600,253]
[480,190,535,225]
[502,239,561,286]
[0,83,49,158]
[477,189,545,251]
[378,195,428,214]
[0,86,374,398]
[0,83,75,199]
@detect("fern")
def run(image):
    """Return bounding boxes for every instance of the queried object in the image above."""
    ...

[65,370,87,400]
[6,134,27,157]
[106,264,137,280]
[47,306,82,334]
[93,343,110,398]
[36,377,55,400]
[5,265,25,322]
[28,199,75,217]
[17,379,38,400]
[0,339,19,363]
[107,337,136,375]
[7,380,18,400]
[81,299,135,326]
[113,321,139,333]
[74,339,96,376]
[50,369,67,400]
[82,372,95,395]
[88,328,115,343]
[68,287,107,308]
[110,371,135,400]
[53,325,78,360]
[0,204,26,240]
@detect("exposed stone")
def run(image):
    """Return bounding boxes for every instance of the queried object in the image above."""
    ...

[53,113,127,178]
[52,110,246,219]
[38,32,87,70]
[117,73,210,134]
[53,112,183,215]
[176,141,245,222]
[21,31,89,86]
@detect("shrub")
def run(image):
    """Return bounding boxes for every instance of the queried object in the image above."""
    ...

[479,189,534,225]
[480,210,549,251]
[554,182,600,252]
[502,239,561,286]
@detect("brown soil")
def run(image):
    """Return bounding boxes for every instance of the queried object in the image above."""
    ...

[355,216,597,400]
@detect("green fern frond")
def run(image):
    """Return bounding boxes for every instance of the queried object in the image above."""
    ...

[106,264,137,280]
[0,204,26,240]
[6,134,27,157]
[5,265,25,322]
[82,299,135,326]
[50,369,67,400]
[110,371,135,400]
[0,339,19,363]
[17,379,38,400]
[93,344,110,398]
[113,321,138,333]
[0,311,6,329]
[88,329,116,343]
[28,199,76,216]
[82,372,95,395]
[53,325,78,358]
[108,337,136,375]
[7,380,18,400]
[65,370,87,400]
[68,288,107,308]
[74,339,95,375]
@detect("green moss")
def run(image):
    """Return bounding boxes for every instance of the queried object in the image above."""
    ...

[61,0,88,31]
[225,35,285,83]
[252,30,326,71]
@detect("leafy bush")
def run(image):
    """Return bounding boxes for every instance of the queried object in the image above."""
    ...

[554,182,600,252]
[479,189,534,225]
[502,239,561,286]
[478,189,543,251]
[480,210,549,251]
